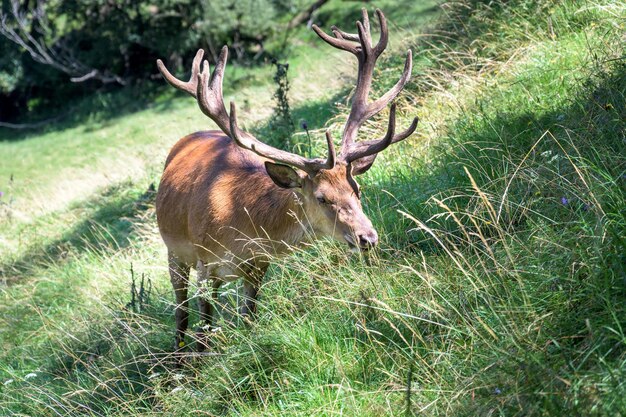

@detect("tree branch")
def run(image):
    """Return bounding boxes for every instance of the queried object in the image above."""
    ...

[0,0,126,85]
[288,0,330,29]
[0,112,67,130]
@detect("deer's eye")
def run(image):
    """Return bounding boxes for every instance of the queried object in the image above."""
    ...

[317,196,328,205]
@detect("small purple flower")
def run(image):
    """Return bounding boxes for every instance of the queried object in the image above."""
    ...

[301,120,308,131]
[561,196,569,206]
[494,387,502,395]
[582,203,590,212]
[0,191,4,198]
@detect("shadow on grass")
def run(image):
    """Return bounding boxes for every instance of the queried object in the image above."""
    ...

[369,49,625,246]
[0,181,156,285]
[363,55,626,416]
[0,65,268,143]
[0,300,177,415]
[1,84,163,142]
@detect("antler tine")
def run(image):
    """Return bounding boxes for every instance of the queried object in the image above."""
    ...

[359,9,372,49]
[326,9,387,54]
[323,130,337,169]
[229,102,336,174]
[331,26,359,42]
[311,24,359,54]
[373,9,388,57]
[196,53,231,135]
[362,50,413,121]
[362,9,370,35]
[344,104,420,163]
[156,49,203,97]
[209,45,228,90]
[344,103,396,162]
[356,21,372,54]
[312,8,380,55]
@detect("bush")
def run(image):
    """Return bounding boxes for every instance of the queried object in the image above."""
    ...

[0,0,308,122]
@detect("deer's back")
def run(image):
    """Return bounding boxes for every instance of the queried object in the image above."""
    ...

[156,131,299,265]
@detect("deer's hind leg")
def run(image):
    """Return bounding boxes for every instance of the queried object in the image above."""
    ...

[168,252,191,351]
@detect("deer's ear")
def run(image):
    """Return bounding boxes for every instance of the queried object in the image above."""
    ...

[265,162,303,188]
[350,154,378,176]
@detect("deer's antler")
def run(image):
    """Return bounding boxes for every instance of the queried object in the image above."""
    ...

[157,47,336,175]
[312,9,419,166]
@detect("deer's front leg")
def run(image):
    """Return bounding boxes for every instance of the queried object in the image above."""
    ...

[196,262,222,351]
[240,279,258,319]
[240,262,268,320]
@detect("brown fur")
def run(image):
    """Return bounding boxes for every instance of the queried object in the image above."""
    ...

[157,130,377,268]
[157,131,378,350]
[158,131,302,267]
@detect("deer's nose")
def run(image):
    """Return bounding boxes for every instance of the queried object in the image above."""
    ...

[357,230,378,249]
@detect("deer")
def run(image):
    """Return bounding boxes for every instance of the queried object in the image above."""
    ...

[155,8,418,351]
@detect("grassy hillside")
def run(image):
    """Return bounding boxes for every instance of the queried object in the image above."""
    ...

[1,0,625,416]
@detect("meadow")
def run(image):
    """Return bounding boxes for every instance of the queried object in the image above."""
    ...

[1,0,625,415]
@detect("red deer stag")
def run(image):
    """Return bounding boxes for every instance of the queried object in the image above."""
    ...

[156,9,418,350]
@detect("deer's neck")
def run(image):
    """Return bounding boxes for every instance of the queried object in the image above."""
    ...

[235,174,308,253]
[264,188,309,248]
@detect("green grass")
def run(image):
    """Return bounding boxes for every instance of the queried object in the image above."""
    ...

[1,0,625,415]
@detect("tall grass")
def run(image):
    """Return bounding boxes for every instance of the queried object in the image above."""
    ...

[1,0,624,415]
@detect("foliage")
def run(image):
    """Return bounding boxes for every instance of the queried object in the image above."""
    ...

[1,0,625,416]
[201,0,275,60]
[0,0,203,119]
[0,38,21,93]
[267,60,295,149]
[0,0,309,122]
[0,37,24,120]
